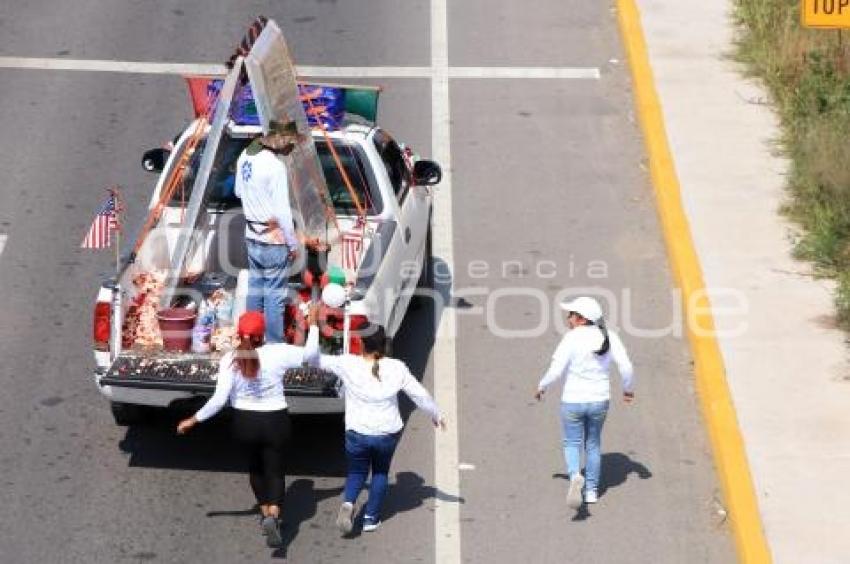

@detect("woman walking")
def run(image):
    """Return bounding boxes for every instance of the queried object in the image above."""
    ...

[535,297,635,509]
[177,311,316,547]
[304,312,445,534]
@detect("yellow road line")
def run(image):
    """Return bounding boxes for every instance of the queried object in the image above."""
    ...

[615,1,772,562]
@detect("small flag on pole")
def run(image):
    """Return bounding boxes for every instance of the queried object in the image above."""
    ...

[341,229,364,271]
[81,190,120,249]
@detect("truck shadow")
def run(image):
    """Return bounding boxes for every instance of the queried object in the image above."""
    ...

[117,255,454,476]
[117,410,348,476]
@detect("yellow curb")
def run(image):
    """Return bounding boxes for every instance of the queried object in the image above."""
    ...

[615,1,772,563]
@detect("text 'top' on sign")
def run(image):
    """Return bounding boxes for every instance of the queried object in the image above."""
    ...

[803,0,850,28]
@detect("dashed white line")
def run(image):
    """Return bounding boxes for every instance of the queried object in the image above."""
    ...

[0,234,6,257]
[431,1,461,563]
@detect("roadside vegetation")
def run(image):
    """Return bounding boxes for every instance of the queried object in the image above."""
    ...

[734,0,850,325]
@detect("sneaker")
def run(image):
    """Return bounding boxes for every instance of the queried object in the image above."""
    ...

[567,474,585,509]
[261,516,283,548]
[584,490,598,504]
[362,516,381,532]
[336,502,354,534]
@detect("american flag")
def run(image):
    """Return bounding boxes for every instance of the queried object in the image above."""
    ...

[341,229,364,271]
[81,191,120,249]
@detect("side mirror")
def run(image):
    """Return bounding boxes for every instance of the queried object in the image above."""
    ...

[141,148,170,173]
[413,160,442,186]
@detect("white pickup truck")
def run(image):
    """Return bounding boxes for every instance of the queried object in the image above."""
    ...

[92,109,441,425]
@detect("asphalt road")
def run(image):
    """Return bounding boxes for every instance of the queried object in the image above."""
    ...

[0,1,734,563]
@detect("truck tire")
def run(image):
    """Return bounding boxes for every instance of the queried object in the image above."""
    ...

[110,401,151,426]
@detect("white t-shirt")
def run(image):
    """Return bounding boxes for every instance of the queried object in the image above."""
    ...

[304,344,441,435]
[537,325,634,403]
[194,341,308,421]
[234,147,298,248]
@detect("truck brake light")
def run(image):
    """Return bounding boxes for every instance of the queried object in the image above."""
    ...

[93,302,111,351]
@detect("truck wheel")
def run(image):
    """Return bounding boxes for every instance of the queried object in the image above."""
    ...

[110,402,151,426]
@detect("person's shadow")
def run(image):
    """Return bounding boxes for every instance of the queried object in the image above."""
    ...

[597,452,652,495]
[552,452,652,521]
[382,471,465,521]
[205,478,343,559]
[338,471,463,537]
[274,479,343,558]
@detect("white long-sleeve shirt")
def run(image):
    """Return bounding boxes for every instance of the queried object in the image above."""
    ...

[234,147,298,248]
[303,335,441,435]
[537,325,634,403]
[194,332,315,421]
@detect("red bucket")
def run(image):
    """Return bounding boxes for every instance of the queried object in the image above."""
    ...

[157,308,197,352]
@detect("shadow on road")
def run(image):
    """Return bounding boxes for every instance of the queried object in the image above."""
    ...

[274,478,344,558]
[598,452,652,495]
[382,470,465,521]
[334,470,465,538]
[552,452,652,492]
[552,451,653,520]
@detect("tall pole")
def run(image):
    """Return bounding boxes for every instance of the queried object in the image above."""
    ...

[115,226,120,275]
[113,186,122,277]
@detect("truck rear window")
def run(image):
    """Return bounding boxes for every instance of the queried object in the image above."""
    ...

[169,134,381,215]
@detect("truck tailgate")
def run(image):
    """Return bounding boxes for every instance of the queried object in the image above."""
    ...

[100,354,340,396]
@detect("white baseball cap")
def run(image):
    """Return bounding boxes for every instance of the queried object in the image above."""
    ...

[559,296,603,322]
[321,283,347,308]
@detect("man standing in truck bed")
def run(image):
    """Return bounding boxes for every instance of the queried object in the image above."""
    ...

[235,120,304,343]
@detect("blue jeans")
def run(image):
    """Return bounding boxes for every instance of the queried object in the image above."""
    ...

[245,239,291,343]
[344,430,400,521]
[560,401,609,493]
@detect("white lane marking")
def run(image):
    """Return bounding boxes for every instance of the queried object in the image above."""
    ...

[431,1,461,563]
[0,234,6,257]
[0,56,224,75]
[449,66,600,79]
[0,56,599,80]
[298,65,431,78]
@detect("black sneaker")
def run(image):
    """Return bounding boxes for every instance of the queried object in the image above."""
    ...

[261,516,283,548]
[362,516,381,532]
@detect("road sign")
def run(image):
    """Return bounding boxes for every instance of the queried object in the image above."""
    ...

[803,0,850,28]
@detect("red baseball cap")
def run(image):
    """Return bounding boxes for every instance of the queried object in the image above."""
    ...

[237,311,266,338]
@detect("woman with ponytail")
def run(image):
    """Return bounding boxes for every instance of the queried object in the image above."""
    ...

[303,307,445,535]
[534,297,635,509]
[177,311,318,548]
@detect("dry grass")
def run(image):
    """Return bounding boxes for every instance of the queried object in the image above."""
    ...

[735,0,850,325]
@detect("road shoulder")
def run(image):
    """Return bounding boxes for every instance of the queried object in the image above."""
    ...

[631,1,850,562]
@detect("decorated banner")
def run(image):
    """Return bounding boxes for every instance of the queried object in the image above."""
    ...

[244,20,336,242]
